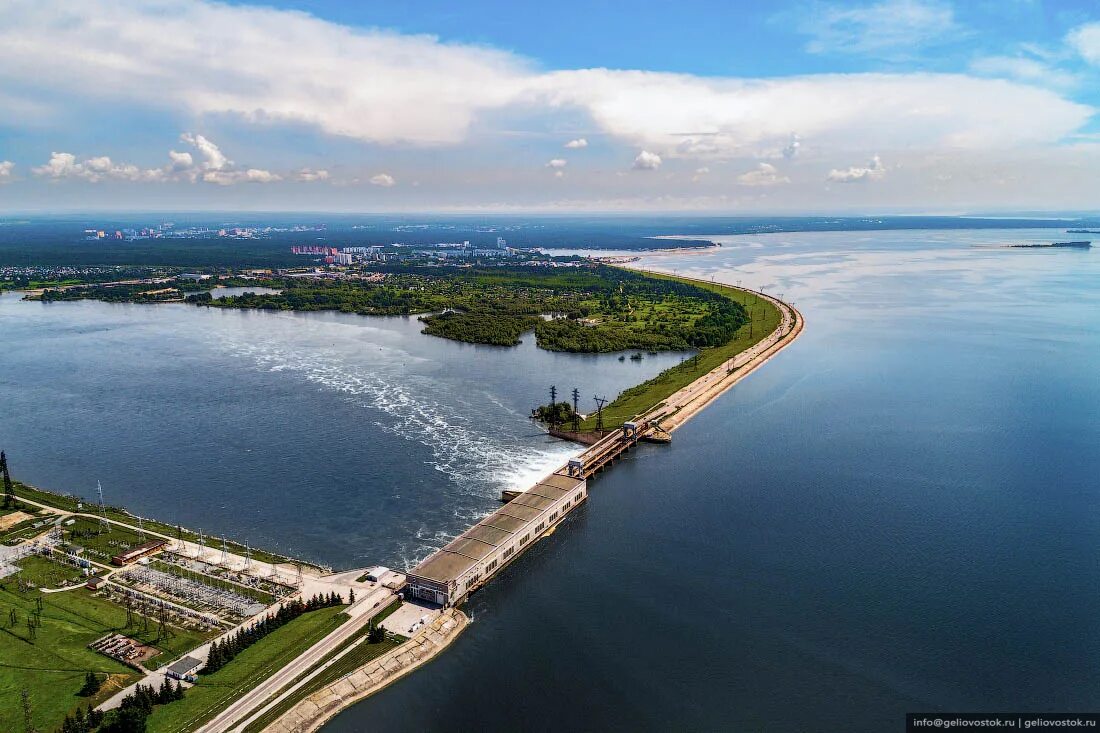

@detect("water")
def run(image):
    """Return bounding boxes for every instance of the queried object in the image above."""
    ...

[0,294,689,568]
[323,228,1100,732]
[4,227,1099,731]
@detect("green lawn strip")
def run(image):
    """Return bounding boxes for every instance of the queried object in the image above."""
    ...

[10,481,321,570]
[240,636,403,733]
[0,577,210,733]
[233,599,403,732]
[144,605,349,733]
[581,272,782,429]
[13,553,87,589]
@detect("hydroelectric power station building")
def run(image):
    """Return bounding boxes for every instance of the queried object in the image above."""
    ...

[406,472,587,607]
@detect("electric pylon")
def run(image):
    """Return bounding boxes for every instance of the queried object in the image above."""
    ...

[571,388,580,432]
[1,451,15,508]
[593,396,607,433]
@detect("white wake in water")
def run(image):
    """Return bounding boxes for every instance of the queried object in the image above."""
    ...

[220,339,580,501]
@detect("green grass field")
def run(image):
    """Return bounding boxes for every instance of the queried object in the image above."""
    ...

[0,565,213,733]
[145,605,349,733]
[10,482,319,570]
[581,272,783,428]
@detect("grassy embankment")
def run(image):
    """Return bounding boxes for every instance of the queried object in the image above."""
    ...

[581,273,783,429]
[144,605,349,733]
[239,599,403,733]
[10,481,320,570]
[0,558,214,733]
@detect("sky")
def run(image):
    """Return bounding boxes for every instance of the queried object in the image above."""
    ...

[1,0,1099,213]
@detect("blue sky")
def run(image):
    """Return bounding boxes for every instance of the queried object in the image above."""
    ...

[1,0,1099,212]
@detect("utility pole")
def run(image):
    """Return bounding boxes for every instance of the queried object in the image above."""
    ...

[593,396,607,434]
[571,388,580,432]
[96,481,110,533]
[1,451,15,509]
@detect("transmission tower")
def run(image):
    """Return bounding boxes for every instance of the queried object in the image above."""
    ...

[571,388,580,432]
[220,536,229,567]
[96,481,110,532]
[244,544,252,571]
[1,451,15,509]
[593,395,608,433]
[295,564,303,588]
[136,516,146,542]
[197,529,206,561]
[548,385,558,427]
[175,525,185,553]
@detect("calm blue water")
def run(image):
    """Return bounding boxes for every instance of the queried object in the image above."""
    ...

[4,228,1099,731]
[0,293,688,568]
[324,228,1100,732]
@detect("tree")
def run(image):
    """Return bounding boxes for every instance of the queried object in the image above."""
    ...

[78,671,102,697]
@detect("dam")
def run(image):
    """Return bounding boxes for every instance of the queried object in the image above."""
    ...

[406,280,802,610]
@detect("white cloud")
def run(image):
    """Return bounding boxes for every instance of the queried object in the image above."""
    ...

[31,152,165,182]
[827,155,886,183]
[553,170,565,178]
[167,150,193,170]
[179,133,229,172]
[546,158,567,168]
[0,160,13,181]
[783,133,801,159]
[370,173,396,187]
[695,166,710,174]
[632,150,662,170]
[1068,22,1100,66]
[203,168,282,185]
[31,134,281,184]
[564,138,588,149]
[0,0,528,146]
[792,0,958,57]
[295,168,330,182]
[737,162,789,186]
[537,70,1089,159]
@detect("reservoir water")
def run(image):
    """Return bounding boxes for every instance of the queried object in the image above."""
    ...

[3,227,1099,730]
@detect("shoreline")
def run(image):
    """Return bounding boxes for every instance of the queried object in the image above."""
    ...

[3,270,800,733]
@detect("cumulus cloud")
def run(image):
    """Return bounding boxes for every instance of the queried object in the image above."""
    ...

[737,162,789,186]
[370,173,396,187]
[0,0,528,146]
[179,133,228,172]
[792,0,958,57]
[546,158,567,169]
[0,160,13,181]
[0,0,1086,165]
[827,155,886,183]
[31,134,281,185]
[32,152,165,182]
[167,150,193,170]
[632,150,662,170]
[295,168,330,182]
[783,133,801,159]
[564,138,588,149]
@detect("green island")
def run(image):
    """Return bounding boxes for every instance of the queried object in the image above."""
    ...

[25,261,783,433]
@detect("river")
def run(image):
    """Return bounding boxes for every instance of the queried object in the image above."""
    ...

[3,227,1099,731]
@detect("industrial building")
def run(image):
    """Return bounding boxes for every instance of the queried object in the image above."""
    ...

[111,539,167,566]
[405,472,587,607]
